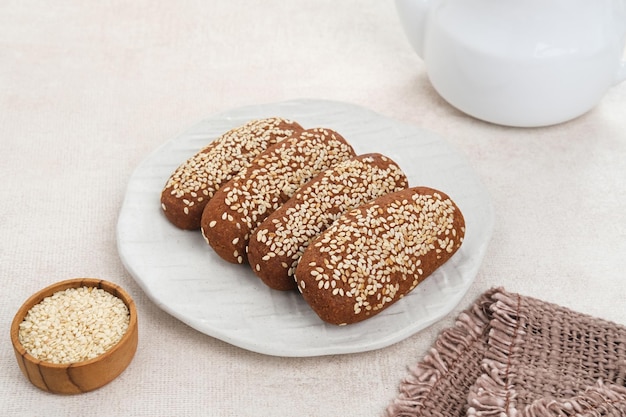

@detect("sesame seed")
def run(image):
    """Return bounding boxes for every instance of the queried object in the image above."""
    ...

[18,287,130,364]
[202,127,356,264]
[296,186,465,324]
[248,153,408,290]
[161,118,302,229]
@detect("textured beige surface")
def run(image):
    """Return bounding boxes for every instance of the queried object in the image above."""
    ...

[1,1,625,416]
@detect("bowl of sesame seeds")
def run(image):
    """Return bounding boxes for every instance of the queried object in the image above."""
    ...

[10,278,138,394]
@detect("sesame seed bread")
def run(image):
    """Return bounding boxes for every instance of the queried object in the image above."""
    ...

[160,117,303,230]
[248,153,409,291]
[295,186,465,325]
[200,127,357,264]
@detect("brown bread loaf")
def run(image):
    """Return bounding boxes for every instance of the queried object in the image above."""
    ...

[160,117,303,230]
[295,186,465,325]
[248,153,409,291]
[200,127,356,264]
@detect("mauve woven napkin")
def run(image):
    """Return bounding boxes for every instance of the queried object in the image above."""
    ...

[386,288,626,417]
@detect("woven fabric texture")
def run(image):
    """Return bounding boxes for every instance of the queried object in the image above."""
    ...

[386,288,626,417]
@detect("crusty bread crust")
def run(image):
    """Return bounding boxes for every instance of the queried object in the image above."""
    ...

[295,186,465,325]
[200,128,356,264]
[160,118,303,230]
[248,153,409,291]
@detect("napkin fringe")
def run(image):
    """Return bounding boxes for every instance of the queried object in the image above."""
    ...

[467,292,626,417]
[385,289,497,417]
[467,291,524,416]
[521,381,626,417]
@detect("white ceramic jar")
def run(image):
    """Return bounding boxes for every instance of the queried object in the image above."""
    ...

[396,0,626,127]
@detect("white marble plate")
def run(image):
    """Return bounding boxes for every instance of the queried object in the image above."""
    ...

[117,99,494,357]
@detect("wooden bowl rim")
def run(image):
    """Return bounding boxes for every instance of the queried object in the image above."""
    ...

[10,278,138,369]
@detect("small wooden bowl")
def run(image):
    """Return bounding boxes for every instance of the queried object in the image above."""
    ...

[10,278,138,394]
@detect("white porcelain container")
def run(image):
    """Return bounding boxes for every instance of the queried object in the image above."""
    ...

[395,0,626,127]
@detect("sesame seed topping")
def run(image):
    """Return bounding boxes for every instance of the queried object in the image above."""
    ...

[201,127,356,263]
[250,154,408,293]
[161,118,302,229]
[249,153,408,290]
[295,187,465,325]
